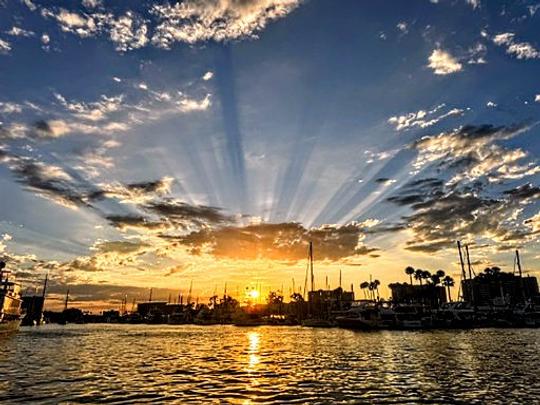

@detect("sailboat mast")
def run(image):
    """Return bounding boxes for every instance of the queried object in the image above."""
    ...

[64,289,69,311]
[465,244,475,306]
[516,250,523,278]
[457,241,467,281]
[465,244,473,280]
[41,273,48,299]
[187,280,193,304]
[309,241,314,292]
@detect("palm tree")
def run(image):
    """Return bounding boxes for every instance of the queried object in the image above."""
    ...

[372,280,381,300]
[405,266,415,285]
[442,276,455,302]
[436,270,445,278]
[414,269,424,285]
[360,281,370,299]
[421,270,431,285]
[430,274,441,285]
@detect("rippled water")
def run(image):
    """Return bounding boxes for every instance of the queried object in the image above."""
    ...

[1,325,539,404]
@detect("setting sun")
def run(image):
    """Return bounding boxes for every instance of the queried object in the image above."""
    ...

[246,289,260,301]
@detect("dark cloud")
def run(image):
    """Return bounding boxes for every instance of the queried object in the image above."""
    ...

[503,183,540,200]
[88,178,173,202]
[385,178,539,253]
[7,155,91,207]
[105,215,165,230]
[144,199,233,227]
[175,222,378,261]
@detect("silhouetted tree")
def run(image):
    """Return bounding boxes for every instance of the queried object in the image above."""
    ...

[442,276,455,302]
[360,281,370,299]
[414,269,424,285]
[371,280,381,300]
[405,266,415,285]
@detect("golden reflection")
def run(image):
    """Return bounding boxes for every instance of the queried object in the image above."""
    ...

[246,331,260,371]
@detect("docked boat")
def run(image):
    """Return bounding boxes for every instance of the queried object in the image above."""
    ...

[336,301,394,330]
[0,261,24,333]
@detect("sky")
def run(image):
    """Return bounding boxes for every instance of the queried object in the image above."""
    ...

[0,0,539,310]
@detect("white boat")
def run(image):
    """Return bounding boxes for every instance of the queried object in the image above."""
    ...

[0,261,23,334]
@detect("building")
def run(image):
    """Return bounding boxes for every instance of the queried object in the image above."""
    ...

[461,272,539,306]
[136,301,168,317]
[389,283,447,307]
[307,287,355,312]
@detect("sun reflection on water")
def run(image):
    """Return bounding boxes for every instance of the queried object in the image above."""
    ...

[246,331,260,372]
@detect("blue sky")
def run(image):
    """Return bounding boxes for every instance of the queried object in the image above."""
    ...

[0,0,539,309]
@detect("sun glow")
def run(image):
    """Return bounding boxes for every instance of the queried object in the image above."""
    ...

[247,289,260,300]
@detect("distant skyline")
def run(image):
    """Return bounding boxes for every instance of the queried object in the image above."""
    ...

[0,0,539,310]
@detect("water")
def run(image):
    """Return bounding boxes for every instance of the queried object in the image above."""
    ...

[1,325,539,404]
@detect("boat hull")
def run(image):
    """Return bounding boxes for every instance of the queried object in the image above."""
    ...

[0,319,21,334]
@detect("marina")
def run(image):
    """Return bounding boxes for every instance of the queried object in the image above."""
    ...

[23,242,539,331]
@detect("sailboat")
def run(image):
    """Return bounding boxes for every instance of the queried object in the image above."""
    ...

[0,261,24,333]
[301,242,335,328]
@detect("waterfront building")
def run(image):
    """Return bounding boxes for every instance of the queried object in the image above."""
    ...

[461,271,539,306]
[388,283,447,307]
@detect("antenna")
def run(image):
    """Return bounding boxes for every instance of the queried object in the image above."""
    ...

[149,288,153,302]
[339,269,342,288]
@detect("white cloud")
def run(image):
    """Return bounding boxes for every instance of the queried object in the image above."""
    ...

[467,42,487,64]
[528,4,540,16]
[535,94,540,103]
[55,93,124,122]
[21,0,37,11]
[413,124,539,183]
[388,104,466,131]
[150,0,302,48]
[486,101,497,107]
[41,33,50,44]
[6,26,35,37]
[177,93,211,112]
[0,102,23,114]
[396,22,408,34]
[107,12,148,52]
[202,71,214,81]
[466,0,480,9]
[493,32,539,60]
[0,38,11,54]
[82,0,103,9]
[44,8,98,38]
[428,49,463,75]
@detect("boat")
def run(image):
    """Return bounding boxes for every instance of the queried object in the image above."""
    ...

[0,261,24,333]
[336,301,394,330]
